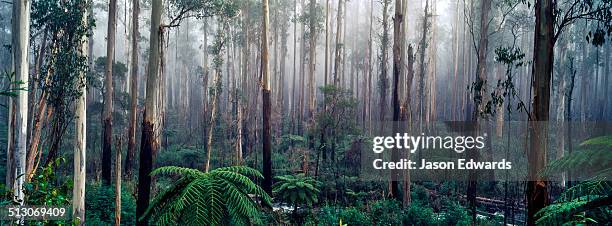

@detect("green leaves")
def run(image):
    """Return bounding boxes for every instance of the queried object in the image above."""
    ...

[536,135,612,225]
[273,174,321,209]
[143,166,271,225]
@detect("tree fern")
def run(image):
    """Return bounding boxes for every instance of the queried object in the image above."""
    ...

[273,174,321,215]
[536,135,612,225]
[142,166,271,225]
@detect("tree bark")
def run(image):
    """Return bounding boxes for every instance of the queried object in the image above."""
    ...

[333,0,344,85]
[136,0,162,223]
[262,0,273,195]
[102,0,118,185]
[390,0,403,201]
[9,0,30,205]
[114,137,122,226]
[125,0,139,180]
[308,0,316,120]
[73,2,89,223]
[527,0,553,222]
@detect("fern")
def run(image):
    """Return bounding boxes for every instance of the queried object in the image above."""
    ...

[142,166,271,225]
[536,135,612,225]
[273,174,321,215]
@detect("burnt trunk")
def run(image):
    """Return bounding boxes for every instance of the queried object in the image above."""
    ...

[136,118,156,225]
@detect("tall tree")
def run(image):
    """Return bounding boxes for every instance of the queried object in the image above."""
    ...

[262,0,273,195]
[73,0,89,222]
[9,0,31,205]
[333,0,344,85]
[204,21,225,172]
[527,0,553,222]
[136,0,162,223]
[324,0,329,85]
[466,0,491,222]
[524,0,612,222]
[102,0,118,185]
[307,0,316,119]
[379,0,389,131]
[125,0,140,180]
[390,0,403,201]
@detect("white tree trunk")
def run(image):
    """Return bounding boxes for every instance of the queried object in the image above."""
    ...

[11,0,31,205]
[73,2,88,223]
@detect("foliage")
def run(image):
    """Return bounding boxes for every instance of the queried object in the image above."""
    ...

[401,201,439,225]
[32,0,93,111]
[143,166,271,225]
[536,135,612,225]
[85,184,137,225]
[22,158,72,225]
[24,158,71,206]
[167,0,239,27]
[295,0,325,39]
[273,174,321,210]
[306,206,371,226]
[369,199,403,226]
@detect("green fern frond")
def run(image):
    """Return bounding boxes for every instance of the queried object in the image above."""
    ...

[540,149,610,176]
[536,135,612,225]
[273,174,321,209]
[143,166,271,225]
[579,135,612,148]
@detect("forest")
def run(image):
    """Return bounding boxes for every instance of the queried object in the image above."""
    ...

[0,0,611,225]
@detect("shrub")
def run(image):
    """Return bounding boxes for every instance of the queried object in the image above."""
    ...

[369,200,402,226]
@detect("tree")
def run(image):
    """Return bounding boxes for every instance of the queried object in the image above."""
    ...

[136,0,162,223]
[204,21,226,172]
[114,137,122,226]
[102,0,118,185]
[526,0,612,222]
[333,0,344,85]
[73,0,89,223]
[307,0,316,120]
[262,0,273,195]
[390,0,403,201]
[143,166,271,225]
[379,0,389,137]
[9,0,31,206]
[125,0,140,180]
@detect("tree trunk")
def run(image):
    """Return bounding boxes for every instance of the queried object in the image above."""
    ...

[114,137,122,226]
[102,0,118,185]
[527,0,554,222]
[333,0,344,85]
[308,0,316,119]
[291,0,298,133]
[9,0,30,205]
[324,0,330,85]
[366,0,373,134]
[262,0,273,195]
[136,0,162,223]
[125,0,139,180]
[467,0,491,221]
[379,0,389,132]
[417,1,429,123]
[390,0,403,201]
[73,2,89,223]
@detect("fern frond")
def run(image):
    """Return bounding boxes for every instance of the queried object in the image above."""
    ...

[144,166,270,225]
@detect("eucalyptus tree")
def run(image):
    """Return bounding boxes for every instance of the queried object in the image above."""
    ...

[136,0,238,223]
[262,0,272,195]
[102,0,118,185]
[73,0,91,222]
[8,0,31,205]
[526,0,612,223]
[125,0,140,180]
